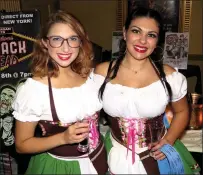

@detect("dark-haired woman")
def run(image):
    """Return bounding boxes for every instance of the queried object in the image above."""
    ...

[12,11,107,174]
[94,8,200,174]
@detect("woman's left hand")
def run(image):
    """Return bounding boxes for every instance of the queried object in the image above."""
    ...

[148,138,171,160]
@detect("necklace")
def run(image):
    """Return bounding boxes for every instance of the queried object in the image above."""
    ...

[121,63,143,74]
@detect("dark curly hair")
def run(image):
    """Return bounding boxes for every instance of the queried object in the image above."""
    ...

[99,7,172,102]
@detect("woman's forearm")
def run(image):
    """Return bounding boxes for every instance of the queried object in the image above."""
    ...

[16,132,65,154]
[164,109,189,145]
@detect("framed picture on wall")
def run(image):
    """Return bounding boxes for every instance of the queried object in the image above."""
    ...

[163,32,189,69]
[112,31,123,60]
[127,0,180,33]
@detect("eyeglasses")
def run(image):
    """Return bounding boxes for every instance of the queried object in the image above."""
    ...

[46,36,81,48]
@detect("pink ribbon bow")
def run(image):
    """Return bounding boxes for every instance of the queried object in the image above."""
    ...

[125,118,145,164]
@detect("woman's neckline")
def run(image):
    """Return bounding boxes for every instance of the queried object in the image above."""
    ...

[27,77,89,90]
[94,71,177,90]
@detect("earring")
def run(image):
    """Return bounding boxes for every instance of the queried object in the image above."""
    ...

[151,46,165,62]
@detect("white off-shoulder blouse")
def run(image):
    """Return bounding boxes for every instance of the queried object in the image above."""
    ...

[12,72,102,123]
[92,71,187,119]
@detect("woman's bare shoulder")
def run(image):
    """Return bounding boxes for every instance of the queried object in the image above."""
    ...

[94,61,111,77]
[163,64,176,76]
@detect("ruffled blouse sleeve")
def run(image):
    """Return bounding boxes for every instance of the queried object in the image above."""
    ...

[12,79,43,122]
[91,72,105,90]
[166,71,187,102]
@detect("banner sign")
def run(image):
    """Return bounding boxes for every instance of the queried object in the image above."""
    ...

[0,10,40,174]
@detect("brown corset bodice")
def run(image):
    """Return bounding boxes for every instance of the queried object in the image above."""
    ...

[107,113,166,147]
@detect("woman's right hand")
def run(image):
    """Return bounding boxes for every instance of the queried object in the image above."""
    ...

[62,122,89,144]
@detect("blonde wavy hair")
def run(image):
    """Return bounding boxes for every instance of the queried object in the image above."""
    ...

[31,10,93,78]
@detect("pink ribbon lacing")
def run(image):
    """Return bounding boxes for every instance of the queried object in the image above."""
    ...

[120,118,146,164]
[86,113,99,149]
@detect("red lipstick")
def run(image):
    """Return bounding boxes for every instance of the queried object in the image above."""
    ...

[57,53,72,61]
[134,45,147,53]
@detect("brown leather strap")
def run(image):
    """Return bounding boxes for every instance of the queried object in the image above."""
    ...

[111,131,160,175]
[139,150,160,175]
[89,141,103,161]
[89,141,108,175]
[47,76,60,122]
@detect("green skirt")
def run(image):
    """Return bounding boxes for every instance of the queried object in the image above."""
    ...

[26,153,81,174]
[173,139,201,174]
[104,130,201,174]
